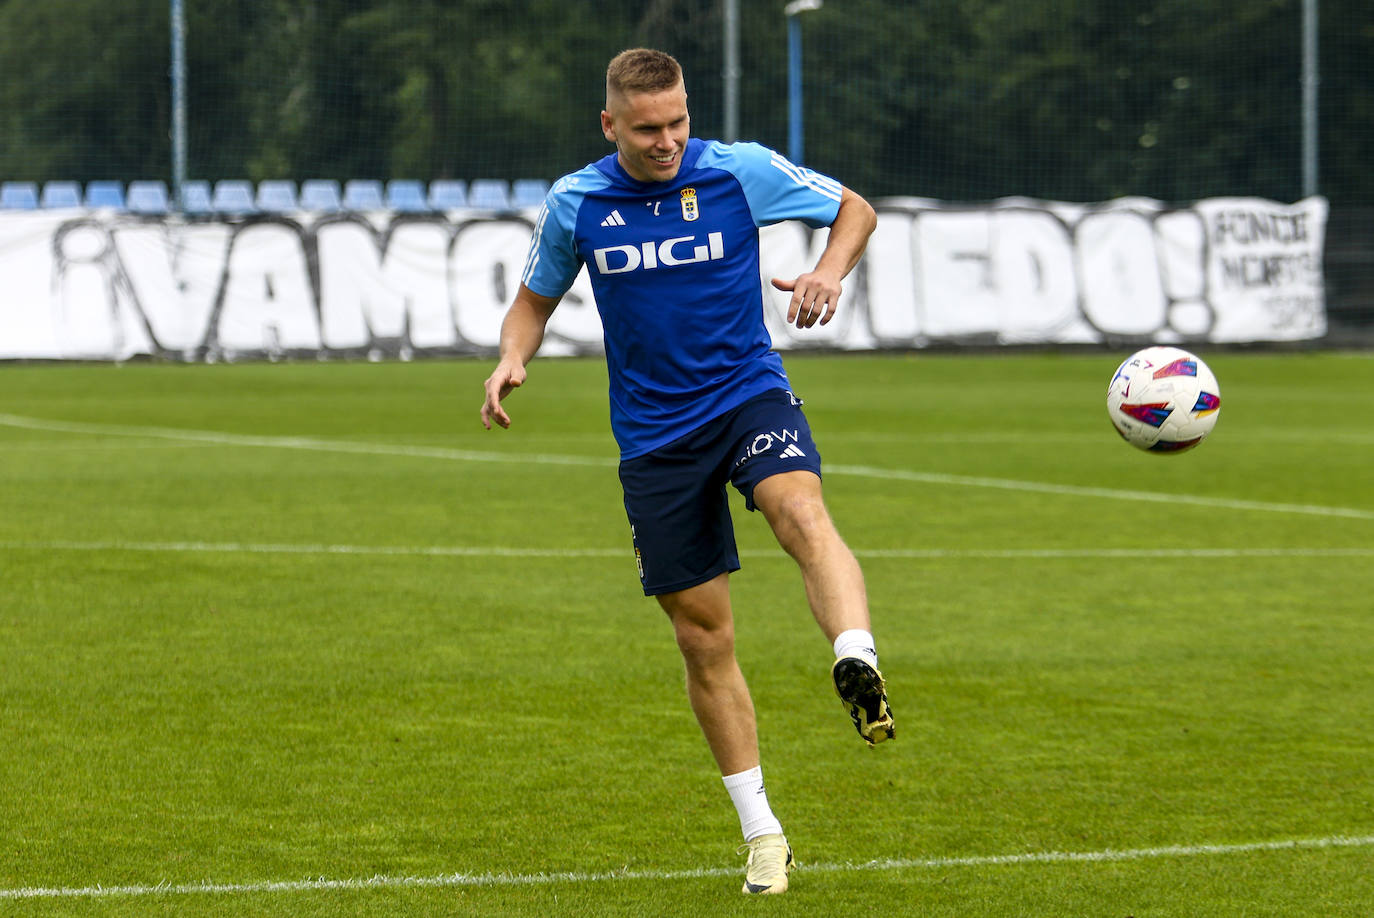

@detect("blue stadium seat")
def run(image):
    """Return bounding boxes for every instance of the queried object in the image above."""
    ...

[40,181,82,208]
[386,179,429,212]
[467,179,511,210]
[0,181,39,209]
[299,179,342,212]
[177,177,211,211]
[343,179,385,211]
[180,181,213,214]
[84,181,126,209]
[212,180,256,214]
[255,180,298,212]
[427,179,468,210]
[511,178,550,207]
[126,181,170,214]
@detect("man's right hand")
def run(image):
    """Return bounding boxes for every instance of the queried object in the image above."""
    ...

[480,360,527,429]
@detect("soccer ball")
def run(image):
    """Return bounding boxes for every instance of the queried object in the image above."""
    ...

[1107,346,1221,453]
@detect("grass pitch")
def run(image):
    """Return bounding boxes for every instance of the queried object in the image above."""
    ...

[1,351,1371,917]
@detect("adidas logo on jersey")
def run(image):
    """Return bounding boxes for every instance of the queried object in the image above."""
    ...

[779,444,806,459]
[600,210,626,227]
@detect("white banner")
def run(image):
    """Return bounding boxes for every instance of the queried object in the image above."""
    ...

[0,196,1326,361]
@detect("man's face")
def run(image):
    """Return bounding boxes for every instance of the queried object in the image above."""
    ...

[601,82,690,183]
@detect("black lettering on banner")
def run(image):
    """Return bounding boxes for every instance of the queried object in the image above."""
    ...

[1219,253,1319,289]
[1212,210,1309,246]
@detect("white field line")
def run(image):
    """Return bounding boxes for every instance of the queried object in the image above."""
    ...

[838,429,1374,446]
[2,834,1371,901]
[2,412,1373,521]
[0,439,222,452]
[3,540,1373,562]
[828,463,1374,521]
[0,413,615,470]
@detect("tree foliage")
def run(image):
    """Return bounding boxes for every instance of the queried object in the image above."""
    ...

[0,0,1369,203]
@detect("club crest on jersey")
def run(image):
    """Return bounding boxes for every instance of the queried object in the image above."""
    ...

[679,187,699,222]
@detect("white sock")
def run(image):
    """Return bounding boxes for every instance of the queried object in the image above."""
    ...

[833,628,879,668]
[722,766,784,841]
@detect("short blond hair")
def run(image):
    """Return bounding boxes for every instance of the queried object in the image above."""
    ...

[606,48,683,102]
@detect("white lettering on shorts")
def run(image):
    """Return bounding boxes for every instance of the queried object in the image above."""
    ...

[733,428,802,470]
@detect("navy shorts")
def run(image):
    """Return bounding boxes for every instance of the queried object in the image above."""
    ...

[619,388,823,596]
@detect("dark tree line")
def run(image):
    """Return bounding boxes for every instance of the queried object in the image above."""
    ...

[1,0,1370,203]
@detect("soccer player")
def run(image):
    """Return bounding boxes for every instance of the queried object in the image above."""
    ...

[480,48,892,895]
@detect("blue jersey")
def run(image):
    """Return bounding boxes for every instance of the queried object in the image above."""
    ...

[521,138,843,459]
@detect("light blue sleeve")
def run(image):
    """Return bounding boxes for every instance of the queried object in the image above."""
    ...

[520,171,595,298]
[698,141,844,229]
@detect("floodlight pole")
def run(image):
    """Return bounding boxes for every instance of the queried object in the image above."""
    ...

[170,0,188,211]
[723,0,740,142]
[1300,0,1318,198]
[785,0,822,165]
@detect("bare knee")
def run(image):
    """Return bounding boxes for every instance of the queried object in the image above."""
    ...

[766,490,839,561]
[773,489,830,531]
[657,576,736,668]
[670,614,735,667]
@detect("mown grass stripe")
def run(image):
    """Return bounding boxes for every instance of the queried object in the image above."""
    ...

[2,413,1371,521]
[2,540,1371,561]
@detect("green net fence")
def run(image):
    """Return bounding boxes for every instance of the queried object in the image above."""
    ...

[0,0,1369,201]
